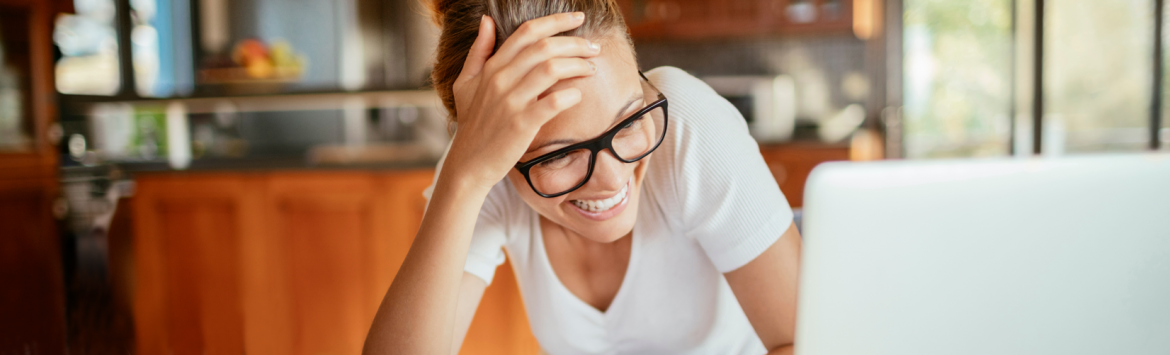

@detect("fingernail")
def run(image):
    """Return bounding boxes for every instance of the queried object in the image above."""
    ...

[588,60,596,72]
[588,41,601,52]
[573,12,585,20]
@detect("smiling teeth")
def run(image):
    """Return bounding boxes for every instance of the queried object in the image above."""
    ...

[572,183,628,213]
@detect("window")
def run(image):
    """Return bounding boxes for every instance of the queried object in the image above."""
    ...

[902,0,1166,157]
[1046,0,1153,153]
[903,0,1013,159]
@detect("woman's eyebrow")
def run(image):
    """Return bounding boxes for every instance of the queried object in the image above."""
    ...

[526,93,644,154]
[612,94,643,125]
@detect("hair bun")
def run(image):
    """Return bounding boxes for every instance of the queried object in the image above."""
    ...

[426,0,468,27]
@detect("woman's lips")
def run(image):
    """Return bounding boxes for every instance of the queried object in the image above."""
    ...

[568,179,631,221]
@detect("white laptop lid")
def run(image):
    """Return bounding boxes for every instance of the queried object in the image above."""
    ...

[796,154,1170,355]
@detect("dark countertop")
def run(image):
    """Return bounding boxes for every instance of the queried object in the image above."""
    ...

[63,138,842,177]
[62,157,440,180]
[127,158,439,173]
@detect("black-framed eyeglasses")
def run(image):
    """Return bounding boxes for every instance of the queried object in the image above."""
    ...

[514,71,669,198]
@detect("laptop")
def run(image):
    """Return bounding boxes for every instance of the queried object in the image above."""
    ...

[796,154,1170,355]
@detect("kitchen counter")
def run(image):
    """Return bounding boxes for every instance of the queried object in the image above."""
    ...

[106,157,440,174]
[111,139,859,354]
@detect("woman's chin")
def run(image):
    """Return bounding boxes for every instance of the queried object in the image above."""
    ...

[590,224,633,243]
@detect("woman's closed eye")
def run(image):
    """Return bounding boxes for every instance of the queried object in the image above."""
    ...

[615,116,644,136]
[538,152,573,169]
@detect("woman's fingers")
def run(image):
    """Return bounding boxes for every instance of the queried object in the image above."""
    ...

[475,13,594,110]
[524,88,582,127]
[490,12,585,66]
[509,57,596,102]
[490,36,600,88]
[456,15,496,85]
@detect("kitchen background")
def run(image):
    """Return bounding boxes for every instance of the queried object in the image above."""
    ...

[2,0,1168,354]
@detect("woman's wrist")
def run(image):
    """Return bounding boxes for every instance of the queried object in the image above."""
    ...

[433,167,495,203]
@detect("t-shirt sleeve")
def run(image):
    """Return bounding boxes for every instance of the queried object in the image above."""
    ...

[645,67,795,273]
[422,145,509,285]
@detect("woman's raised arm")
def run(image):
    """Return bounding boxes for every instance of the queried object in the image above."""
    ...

[362,12,601,354]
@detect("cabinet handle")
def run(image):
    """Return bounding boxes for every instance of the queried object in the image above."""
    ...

[47,122,64,146]
[53,197,69,220]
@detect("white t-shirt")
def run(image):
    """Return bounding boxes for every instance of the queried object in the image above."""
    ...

[425,66,794,355]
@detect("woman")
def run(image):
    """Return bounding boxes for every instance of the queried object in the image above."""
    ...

[363,0,802,353]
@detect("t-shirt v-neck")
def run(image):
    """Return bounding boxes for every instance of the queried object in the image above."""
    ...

[533,205,641,318]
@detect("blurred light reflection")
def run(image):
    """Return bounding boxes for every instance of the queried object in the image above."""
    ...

[55,0,121,95]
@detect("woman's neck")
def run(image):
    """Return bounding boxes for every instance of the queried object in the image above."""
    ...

[540,216,633,312]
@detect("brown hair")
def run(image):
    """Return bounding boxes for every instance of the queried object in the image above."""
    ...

[426,0,632,122]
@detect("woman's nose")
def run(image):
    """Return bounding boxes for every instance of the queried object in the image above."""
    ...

[589,150,629,191]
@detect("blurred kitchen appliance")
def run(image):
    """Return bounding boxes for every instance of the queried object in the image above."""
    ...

[798,154,1170,355]
[701,75,796,143]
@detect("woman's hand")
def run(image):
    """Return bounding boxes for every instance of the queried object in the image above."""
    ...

[441,12,602,193]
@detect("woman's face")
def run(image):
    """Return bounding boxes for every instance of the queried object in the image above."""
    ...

[506,34,649,243]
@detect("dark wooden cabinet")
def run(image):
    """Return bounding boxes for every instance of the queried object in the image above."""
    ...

[619,0,854,40]
[131,170,539,355]
[0,0,66,353]
[0,178,64,354]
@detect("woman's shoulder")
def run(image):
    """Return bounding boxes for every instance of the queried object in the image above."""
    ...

[644,66,699,88]
[644,66,721,105]
[639,66,761,221]
[643,66,748,132]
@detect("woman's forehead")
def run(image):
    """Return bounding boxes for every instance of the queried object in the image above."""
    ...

[532,46,642,149]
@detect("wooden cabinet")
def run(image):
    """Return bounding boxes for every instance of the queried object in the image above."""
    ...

[131,170,538,355]
[619,0,854,40]
[0,177,64,354]
[126,142,859,353]
[133,174,255,354]
[759,143,851,207]
[0,0,66,353]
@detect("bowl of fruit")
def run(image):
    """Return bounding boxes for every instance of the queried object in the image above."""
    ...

[198,38,307,95]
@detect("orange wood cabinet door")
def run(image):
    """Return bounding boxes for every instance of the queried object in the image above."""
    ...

[132,170,539,355]
[132,173,257,355]
[759,143,851,207]
[255,171,410,355]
